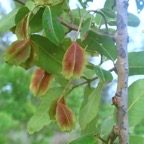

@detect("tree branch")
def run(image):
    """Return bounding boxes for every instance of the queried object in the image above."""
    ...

[57,17,113,39]
[114,0,129,143]
[106,125,119,144]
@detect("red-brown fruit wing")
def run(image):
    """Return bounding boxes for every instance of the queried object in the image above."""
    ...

[56,101,75,132]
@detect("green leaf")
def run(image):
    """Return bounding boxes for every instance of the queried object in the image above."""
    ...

[15,6,43,33]
[134,119,144,134]
[15,7,29,24]
[108,13,140,27]
[43,7,65,45]
[104,0,115,9]
[79,83,103,130]
[55,75,69,87]
[128,51,144,75]
[80,18,92,41]
[94,66,113,83]
[27,87,63,134]
[101,116,114,138]
[72,9,93,26]
[51,0,64,6]
[128,79,144,127]
[30,8,44,33]
[100,8,116,18]
[95,13,104,26]
[80,86,98,134]
[130,135,144,144]
[80,85,95,109]
[78,31,117,61]
[26,0,35,11]
[95,9,115,27]
[34,0,64,6]
[0,8,20,32]
[31,35,65,75]
[68,134,97,144]
[128,13,140,27]
[81,116,98,135]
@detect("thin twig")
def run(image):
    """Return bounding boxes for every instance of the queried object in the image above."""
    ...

[94,134,107,143]
[58,17,113,39]
[64,67,115,96]
[64,76,98,96]
[75,11,88,41]
[106,125,119,144]
[88,10,109,34]
[14,0,25,5]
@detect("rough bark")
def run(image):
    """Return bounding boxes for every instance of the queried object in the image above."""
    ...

[114,0,129,144]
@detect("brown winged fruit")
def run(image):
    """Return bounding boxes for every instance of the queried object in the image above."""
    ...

[56,100,75,132]
[30,68,53,97]
[4,39,39,69]
[62,41,86,79]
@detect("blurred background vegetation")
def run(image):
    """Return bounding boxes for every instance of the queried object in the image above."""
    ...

[0,0,144,144]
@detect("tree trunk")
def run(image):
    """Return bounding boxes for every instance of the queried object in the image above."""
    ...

[114,0,129,144]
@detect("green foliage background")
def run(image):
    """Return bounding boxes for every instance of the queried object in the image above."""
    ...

[0,0,144,143]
